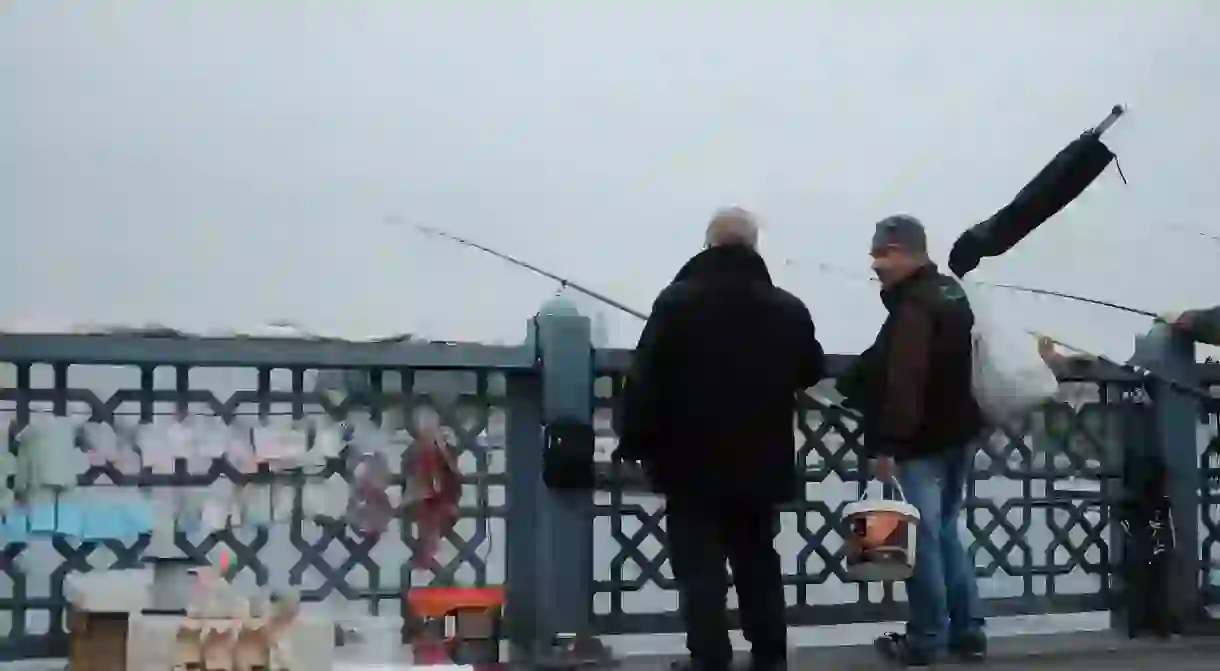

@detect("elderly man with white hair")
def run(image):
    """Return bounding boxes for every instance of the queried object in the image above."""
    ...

[615,206,825,671]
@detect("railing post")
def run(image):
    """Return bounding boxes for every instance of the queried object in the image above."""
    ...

[508,299,598,665]
[504,346,546,657]
[1131,323,1205,628]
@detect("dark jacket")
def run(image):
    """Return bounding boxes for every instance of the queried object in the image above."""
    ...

[1180,305,1220,345]
[836,263,983,461]
[614,245,825,503]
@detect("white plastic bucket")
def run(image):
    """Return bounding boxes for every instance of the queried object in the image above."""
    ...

[842,480,920,582]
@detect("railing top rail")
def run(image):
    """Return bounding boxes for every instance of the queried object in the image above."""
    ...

[0,333,536,370]
[595,347,1150,383]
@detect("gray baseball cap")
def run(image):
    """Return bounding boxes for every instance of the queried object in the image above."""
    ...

[871,214,927,254]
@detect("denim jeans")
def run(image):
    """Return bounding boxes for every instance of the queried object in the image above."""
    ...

[897,448,985,652]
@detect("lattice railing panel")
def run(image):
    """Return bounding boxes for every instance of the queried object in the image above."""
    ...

[0,361,513,659]
[1200,376,1220,604]
[591,367,1138,635]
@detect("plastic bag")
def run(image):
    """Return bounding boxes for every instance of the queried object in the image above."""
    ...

[16,415,85,491]
[966,285,1059,425]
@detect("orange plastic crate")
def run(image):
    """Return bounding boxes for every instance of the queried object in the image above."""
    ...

[406,587,505,665]
[407,586,504,619]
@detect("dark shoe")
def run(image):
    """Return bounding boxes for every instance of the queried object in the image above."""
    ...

[950,630,987,662]
[874,633,935,666]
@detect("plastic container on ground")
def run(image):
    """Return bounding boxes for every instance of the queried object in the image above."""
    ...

[343,614,409,665]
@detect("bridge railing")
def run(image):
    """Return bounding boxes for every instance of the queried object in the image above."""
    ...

[590,349,1149,635]
[0,333,539,660]
[0,313,1214,661]
[1201,365,1220,606]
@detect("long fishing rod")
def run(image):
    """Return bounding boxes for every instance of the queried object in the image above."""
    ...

[405,221,1213,415]
[806,261,1216,400]
[1036,332,1214,402]
[799,259,1161,320]
[396,217,649,320]
[399,219,865,418]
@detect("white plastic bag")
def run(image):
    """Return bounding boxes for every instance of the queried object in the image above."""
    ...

[966,285,1059,425]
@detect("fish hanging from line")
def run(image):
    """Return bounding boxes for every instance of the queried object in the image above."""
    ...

[948,105,1127,278]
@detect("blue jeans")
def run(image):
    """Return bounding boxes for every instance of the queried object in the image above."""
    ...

[897,448,985,652]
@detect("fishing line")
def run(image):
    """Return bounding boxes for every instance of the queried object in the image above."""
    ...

[1169,224,1220,247]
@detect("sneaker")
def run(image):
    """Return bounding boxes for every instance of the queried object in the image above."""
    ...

[950,630,987,662]
[874,632,935,666]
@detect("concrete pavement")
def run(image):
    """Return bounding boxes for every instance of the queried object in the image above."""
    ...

[614,631,1220,671]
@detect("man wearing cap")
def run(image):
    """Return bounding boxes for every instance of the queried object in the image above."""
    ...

[836,214,987,666]
[615,207,825,671]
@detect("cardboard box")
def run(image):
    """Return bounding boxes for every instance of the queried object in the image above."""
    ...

[68,608,129,671]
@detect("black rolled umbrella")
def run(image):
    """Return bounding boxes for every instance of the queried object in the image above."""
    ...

[948,105,1127,278]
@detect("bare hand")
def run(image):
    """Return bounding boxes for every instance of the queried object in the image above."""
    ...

[872,456,895,482]
[1036,335,1060,365]
[1160,312,1191,329]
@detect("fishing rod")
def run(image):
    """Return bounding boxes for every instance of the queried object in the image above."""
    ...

[399,218,865,418]
[806,261,1216,401]
[396,217,649,320]
[797,259,1162,320]
[1036,332,1214,403]
[405,221,1214,418]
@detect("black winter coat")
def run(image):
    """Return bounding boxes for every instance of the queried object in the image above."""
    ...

[614,245,825,503]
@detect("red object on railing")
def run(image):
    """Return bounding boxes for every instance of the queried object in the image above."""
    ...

[406,427,462,565]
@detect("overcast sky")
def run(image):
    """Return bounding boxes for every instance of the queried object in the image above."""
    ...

[2,1,1218,360]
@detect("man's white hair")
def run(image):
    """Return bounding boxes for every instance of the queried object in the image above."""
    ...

[704,206,759,249]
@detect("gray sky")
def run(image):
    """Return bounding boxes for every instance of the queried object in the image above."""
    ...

[2,1,1218,360]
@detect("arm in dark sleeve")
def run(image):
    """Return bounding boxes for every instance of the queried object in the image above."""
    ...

[796,304,826,389]
[873,300,934,458]
[1180,305,1220,345]
[614,293,679,462]
[835,345,874,412]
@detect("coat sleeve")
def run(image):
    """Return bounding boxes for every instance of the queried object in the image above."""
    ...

[614,291,682,462]
[872,299,934,458]
[796,303,827,389]
[1180,305,1220,345]
[835,344,874,412]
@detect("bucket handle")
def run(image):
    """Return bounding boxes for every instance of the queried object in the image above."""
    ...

[858,476,906,504]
